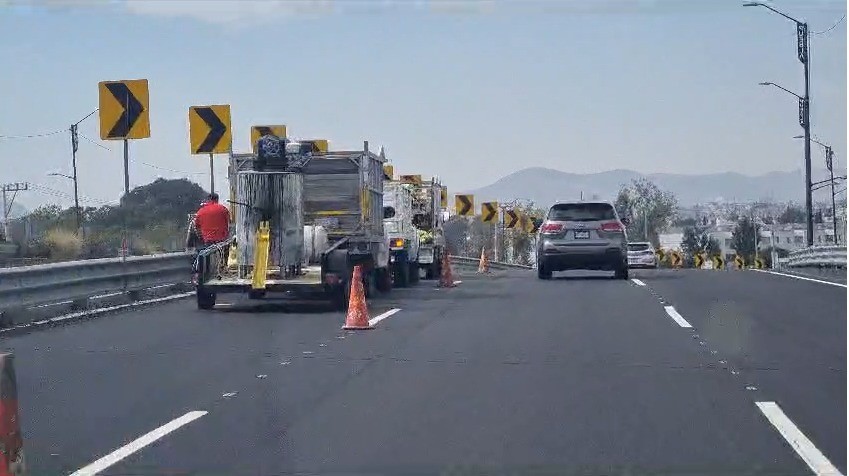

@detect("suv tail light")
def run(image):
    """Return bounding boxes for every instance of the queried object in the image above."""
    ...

[540,223,563,234]
[600,222,624,232]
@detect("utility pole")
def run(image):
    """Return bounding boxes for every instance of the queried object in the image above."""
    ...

[826,146,837,244]
[746,2,813,246]
[69,124,82,236]
[2,183,28,242]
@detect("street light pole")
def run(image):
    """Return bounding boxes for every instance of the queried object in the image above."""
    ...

[795,136,840,244]
[746,2,813,246]
[69,124,82,236]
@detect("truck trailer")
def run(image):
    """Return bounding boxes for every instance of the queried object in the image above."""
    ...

[193,138,390,310]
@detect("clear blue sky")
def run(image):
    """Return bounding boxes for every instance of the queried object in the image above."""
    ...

[0,0,845,209]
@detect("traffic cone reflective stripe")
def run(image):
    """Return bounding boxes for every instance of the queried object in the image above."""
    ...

[439,252,456,288]
[342,265,373,330]
[0,354,24,476]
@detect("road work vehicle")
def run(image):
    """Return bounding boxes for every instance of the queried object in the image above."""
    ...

[411,179,446,279]
[383,179,421,287]
[193,136,390,310]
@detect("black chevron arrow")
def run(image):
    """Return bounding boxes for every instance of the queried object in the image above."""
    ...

[506,210,518,228]
[105,82,144,139]
[457,195,472,215]
[482,203,496,222]
[195,107,226,153]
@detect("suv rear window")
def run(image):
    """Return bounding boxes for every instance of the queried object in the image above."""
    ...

[547,203,616,221]
[628,243,651,252]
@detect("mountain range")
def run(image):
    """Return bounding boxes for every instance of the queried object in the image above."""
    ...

[467,167,825,207]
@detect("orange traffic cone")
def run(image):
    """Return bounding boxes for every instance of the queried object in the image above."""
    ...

[477,247,490,274]
[439,252,456,288]
[342,265,373,330]
[0,354,24,476]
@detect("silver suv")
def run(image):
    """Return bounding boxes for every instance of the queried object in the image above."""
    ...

[536,201,629,280]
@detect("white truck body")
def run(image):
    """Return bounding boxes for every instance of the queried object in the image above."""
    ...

[383,181,420,262]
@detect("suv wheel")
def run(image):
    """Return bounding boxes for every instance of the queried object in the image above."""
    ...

[614,265,629,280]
[537,260,553,280]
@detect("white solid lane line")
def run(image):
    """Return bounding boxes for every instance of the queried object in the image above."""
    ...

[755,402,844,476]
[631,278,646,287]
[368,308,401,327]
[69,411,207,476]
[663,306,692,328]
[752,269,847,289]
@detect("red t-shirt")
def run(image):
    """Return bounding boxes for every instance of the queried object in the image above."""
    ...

[195,202,230,243]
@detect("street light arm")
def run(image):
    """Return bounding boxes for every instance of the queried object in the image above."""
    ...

[759,82,802,99]
[744,2,802,24]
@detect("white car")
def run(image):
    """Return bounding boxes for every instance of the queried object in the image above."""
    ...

[627,242,657,268]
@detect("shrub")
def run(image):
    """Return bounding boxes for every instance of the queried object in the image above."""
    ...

[44,228,83,260]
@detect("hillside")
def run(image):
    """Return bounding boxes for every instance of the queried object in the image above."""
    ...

[467,167,816,206]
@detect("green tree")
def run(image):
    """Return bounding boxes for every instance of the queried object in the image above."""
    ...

[777,205,806,224]
[614,178,677,246]
[731,216,761,260]
[681,224,720,257]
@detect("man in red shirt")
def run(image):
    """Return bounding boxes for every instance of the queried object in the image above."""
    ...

[194,193,232,274]
[195,193,231,245]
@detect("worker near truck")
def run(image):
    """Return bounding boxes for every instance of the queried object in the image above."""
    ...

[194,193,231,270]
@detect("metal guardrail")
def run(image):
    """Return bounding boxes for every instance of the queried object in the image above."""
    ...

[784,246,847,268]
[448,255,533,271]
[0,252,522,325]
[0,252,193,315]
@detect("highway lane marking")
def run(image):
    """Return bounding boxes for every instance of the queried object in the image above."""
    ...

[631,278,646,286]
[663,306,692,328]
[453,280,463,285]
[752,269,847,288]
[755,401,844,476]
[69,410,207,476]
[368,308,401,327]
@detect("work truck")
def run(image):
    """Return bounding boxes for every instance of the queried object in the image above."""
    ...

[412,179,446,279]
[193,137,390,310]
[383,180,420,287]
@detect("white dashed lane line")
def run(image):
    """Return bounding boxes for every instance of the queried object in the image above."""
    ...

[631,278,646,286]
[69,411,207,476]
[663,306,692,328]
[755,402,844,476]
[368,308,401,327]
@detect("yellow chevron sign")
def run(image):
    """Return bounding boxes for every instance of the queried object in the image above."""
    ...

[481,202,498,224]
[455,194,473,216]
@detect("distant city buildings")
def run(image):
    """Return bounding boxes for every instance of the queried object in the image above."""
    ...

[660,200,845,256]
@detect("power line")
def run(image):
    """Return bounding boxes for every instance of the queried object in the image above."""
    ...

[0,129,64,140]
[78,133,113,152]
[812,14,846,35]
[78,132,205,176]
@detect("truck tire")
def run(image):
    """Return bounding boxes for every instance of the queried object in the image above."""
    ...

[332,281,351,311]
[392,251,409,288]
[408,261,420,284]
[376,267,392,293]
[363,269,377,298]
[196,288,216,310]
[423,265,434,280]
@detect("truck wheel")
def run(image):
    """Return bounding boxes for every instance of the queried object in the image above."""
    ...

[376,267,392,293]
[363,270,377,299]
[408,261,420,284]
[393,261,409,288]
[196,289,216,310]
[332,281,351,311]
[424,266,434,280]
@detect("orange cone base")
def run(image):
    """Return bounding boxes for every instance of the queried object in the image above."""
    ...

[342,323,374,330]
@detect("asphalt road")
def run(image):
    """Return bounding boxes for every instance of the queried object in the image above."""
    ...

[4,267,845,475]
